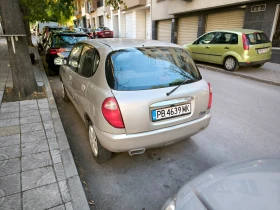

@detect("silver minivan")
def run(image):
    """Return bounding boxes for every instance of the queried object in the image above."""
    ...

[58,39,212,162]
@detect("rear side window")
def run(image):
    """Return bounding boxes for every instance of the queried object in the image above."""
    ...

[246,33,270,45]
[214,32,238,44]
[68,44,84,71]
[52,35,88,47]
[105,47,201,91]
[78,46,100,77]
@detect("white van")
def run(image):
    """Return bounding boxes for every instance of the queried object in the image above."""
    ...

[36,21,58,35]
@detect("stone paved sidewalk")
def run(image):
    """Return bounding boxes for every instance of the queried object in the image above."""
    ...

[197,62,280,86]
[0,41,89,210]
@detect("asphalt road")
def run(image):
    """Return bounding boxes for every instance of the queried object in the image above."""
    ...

[48,69,280,210]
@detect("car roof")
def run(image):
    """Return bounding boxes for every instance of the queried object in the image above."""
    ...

[45,26,67,29]
[51,30,88,36]
[210,28,264,34]
[81,38,181,50]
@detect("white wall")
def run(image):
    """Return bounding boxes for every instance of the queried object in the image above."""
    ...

[168,0,261,14]
[151,0,173,21]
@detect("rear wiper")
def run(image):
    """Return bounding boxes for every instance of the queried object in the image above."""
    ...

[166,79,193,96]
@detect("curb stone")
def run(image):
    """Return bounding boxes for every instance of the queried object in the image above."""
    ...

[197,64,280,86]
[34,48,90,210]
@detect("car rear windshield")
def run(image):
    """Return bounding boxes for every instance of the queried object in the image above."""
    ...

[98,27,110,31]
[246,33,270,45]
[105,47,201,91]
[52,35,88,47]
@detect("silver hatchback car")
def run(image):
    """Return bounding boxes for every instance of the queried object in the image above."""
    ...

[59,39,212,162]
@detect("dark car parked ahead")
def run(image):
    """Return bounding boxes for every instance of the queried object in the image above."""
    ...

[38,26,69,51]
[44,30,89,74]
[93,27,114,38]
[72,28,94,38]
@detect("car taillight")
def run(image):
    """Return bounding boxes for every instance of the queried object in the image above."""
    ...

[49,48,66,55]
[207,83,212,110]
[102,97,124,128]
[242,33,249,50]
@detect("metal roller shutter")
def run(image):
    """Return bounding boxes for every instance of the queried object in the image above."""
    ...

[206,10,245,32]
[157,20,172,42]
[177,16,199,45]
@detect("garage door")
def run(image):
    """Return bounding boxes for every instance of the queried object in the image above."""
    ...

[206,10,245,32]
[177,16,199,45]
[126,13,133,38]
[157,20,172,42]
[146,11,151,39]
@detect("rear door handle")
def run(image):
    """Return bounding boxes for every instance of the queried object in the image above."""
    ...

[224,47,229,49]
[81,84,86,91]
[69,75,72,80]
[205,46,210,49]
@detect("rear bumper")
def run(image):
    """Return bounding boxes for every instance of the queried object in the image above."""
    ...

[95,113,211,152]
[239,59,270,66]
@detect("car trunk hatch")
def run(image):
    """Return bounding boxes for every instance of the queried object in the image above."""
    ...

[106,46,208,134]
[111,80,209,134]
[246,33,271,58]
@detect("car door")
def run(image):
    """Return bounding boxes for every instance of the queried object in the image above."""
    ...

[208,32,235,64]
[71,45,100,117]
[60,44,84,102]
[190,32,215,62]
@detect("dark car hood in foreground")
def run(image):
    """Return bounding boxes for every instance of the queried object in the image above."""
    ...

[173,157,280,210]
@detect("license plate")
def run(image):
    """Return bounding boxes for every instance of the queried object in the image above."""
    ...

[105,32,110,34]
[258,48,269,54]
[151,104,191,121]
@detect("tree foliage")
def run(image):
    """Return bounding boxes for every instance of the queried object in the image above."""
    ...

[105,0,127,10]
[20,0,75,23]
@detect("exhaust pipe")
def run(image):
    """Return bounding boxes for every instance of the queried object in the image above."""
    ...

[128,148,146,156]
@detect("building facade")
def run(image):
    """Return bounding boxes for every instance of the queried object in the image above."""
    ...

[152,0,280,63]
[109,0,152,39]
[73,0,111,30]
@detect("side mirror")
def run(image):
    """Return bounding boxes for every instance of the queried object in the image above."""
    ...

[54,57,64,66]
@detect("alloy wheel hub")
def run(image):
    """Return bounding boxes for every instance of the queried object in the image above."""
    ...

[225,58,235,70]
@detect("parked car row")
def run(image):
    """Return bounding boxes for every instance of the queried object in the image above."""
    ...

[54,39,212,163]
[37,25,115,74]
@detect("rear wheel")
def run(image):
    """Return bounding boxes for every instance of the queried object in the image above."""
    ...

[88,123,112,163]
[223,56,239,71]
[251,64,264,68]
[62,84,70,102]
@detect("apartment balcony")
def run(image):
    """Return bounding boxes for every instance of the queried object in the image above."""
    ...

[91,0,97,12]
[125,0,146,9]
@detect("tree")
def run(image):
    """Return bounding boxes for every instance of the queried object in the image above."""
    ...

[0,0,38,98]
[0,0,75,99]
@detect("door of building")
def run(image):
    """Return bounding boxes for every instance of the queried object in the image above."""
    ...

[206,10,245,32]
[177,16,199,45]
[157,19,172,42]
[146,11,151,39]
[126,13,133,38]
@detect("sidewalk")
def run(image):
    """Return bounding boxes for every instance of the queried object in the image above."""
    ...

[0,40,89,210]
[197,62,280,86]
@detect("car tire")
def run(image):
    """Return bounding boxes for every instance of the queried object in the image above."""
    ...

[88,123,112,163]
[223,56,239,71]
[47,57,56,76]
[62,83,70,102]
[251,64,264,68]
